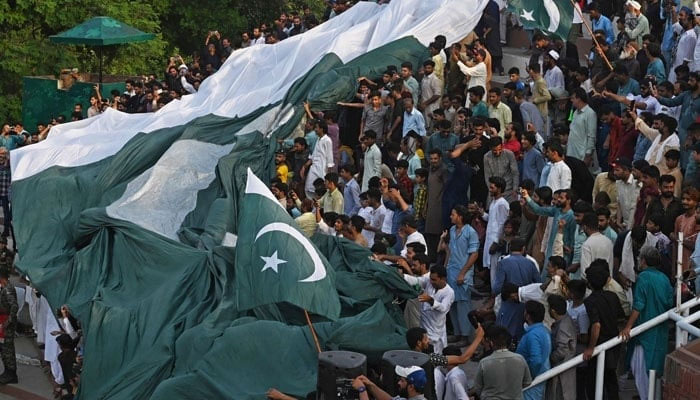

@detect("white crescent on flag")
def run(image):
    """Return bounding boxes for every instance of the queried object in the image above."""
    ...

[245,168,327,283]
[254,222,327,282]
[543,0,561,33]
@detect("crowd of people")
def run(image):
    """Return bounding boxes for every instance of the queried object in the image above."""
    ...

[265,0,700,399]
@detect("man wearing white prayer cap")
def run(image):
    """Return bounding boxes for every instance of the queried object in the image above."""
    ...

[624,0,649,47]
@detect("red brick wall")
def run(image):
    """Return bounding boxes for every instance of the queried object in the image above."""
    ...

[664,339,700,399]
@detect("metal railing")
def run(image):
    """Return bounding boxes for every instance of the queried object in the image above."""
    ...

[522,232,700,400]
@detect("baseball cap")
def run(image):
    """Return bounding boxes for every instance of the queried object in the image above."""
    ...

[395,366,427,389]
[611,157,632,169]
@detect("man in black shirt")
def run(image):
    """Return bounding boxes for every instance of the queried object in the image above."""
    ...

[583,261,625,400]
[644,174,683,237]
[465,117,490,206]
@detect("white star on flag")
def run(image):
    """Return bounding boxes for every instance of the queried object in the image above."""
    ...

[521,9,535,22]
[260,251,287,273]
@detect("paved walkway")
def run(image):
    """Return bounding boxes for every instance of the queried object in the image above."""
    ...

[0,336,53,400]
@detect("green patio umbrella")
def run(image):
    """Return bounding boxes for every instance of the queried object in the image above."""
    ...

[50,16,155,83]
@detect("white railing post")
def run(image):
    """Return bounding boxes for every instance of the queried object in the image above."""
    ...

[648,369,656,400]
[676,231,684,348]
[595,349,605,400]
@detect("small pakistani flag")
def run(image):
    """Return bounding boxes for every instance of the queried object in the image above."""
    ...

[234,168,341,320]
[508,0,574,40]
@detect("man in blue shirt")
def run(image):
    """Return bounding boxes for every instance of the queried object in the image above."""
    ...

[492,238,541,295]
[589,3,614,44]
[661,0,681,69]
[339,165,360,216]
[402,97,427,138]
[517,301,551,400]
[615,64,640,114]
[521,132,545,186]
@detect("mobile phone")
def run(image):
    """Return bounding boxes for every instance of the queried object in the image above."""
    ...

[628,100,636,112]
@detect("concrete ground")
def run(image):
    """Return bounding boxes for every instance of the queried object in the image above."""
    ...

[0,336,53,400]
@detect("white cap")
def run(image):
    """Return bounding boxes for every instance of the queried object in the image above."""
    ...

[626,0,642,10]
[395,365,423,378]
[548,50,560,60]
[178,63,188,70]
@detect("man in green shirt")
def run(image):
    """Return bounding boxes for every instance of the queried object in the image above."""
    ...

[467,86,489,118]
[620,245,673,400]
[567,88,597,168]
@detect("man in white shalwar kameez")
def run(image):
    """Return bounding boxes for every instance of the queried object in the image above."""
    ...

[304,120,335,199]
[481,177,510,284]
[403,265,454,353]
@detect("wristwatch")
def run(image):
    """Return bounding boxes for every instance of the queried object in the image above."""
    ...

[357,386,366,393]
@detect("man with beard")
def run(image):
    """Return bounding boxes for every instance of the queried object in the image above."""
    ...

[644,174,682,236]
[484,137,519,202]
[352,366,428,400]
[523,188,576,269]
[251,27,265,45]
[668,7,696,84]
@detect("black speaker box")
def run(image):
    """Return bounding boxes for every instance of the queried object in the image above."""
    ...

[380,350,435,400]
[316,351,367,400]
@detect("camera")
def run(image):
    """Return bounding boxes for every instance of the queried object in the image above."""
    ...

[334,378,359,400]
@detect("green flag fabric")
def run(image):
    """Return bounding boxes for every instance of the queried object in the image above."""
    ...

[235,169,341,319]
[9,1,487,398]
[507,0,575,40]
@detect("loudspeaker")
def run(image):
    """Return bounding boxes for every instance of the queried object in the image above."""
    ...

[316,351,367,400]
[380,350,435,400]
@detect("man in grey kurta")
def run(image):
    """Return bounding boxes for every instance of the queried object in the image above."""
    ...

[483,136,519,202]
[475,325,532,400]
[546,294,577,400]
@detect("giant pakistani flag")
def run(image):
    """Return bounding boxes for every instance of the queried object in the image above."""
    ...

[11,0,488,398]
[508,0,574,40]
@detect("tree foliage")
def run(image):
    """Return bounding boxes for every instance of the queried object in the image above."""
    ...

[0,0,324,124]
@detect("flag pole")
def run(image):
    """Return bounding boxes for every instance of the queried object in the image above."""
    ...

[569,0,614,71]
[304,310,322,353]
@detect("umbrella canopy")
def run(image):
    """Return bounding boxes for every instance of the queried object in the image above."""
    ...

[49,16,155,46]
